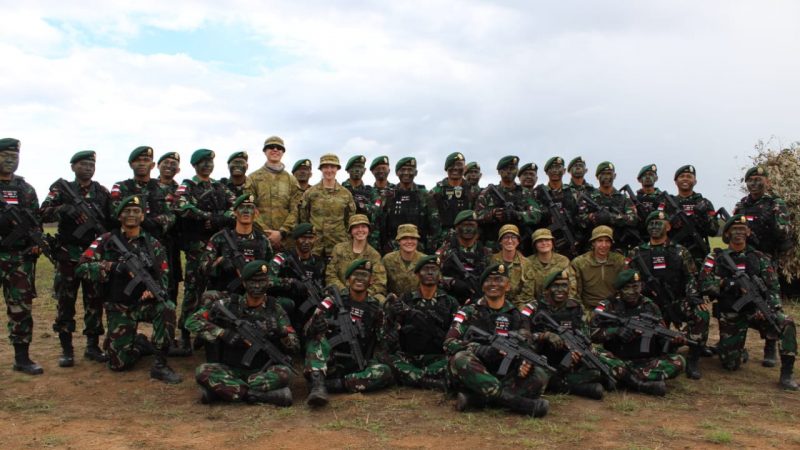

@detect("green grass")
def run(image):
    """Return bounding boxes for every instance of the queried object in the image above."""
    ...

[704,430,733,444]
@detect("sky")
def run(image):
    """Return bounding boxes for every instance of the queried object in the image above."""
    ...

[1,0,798,208]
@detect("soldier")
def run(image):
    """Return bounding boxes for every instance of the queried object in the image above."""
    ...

[429,152,480,248]
[665,165,719,265]
[298,154,356,259]
[569,226,625,310]
[626,211,709,379]
[76,195,182,383]
[155,152,183,308]
[187,260,299,405]
[342,155,379,218]
[0,138,44,374]
[175,149,235,354]
[577,161,640,252]
[699,215,798,390]
[527,228,570,300]
[533,156,582,257]
[630,164,666,238]
[40,150,112,367]
[474,155,542,253]
[589,270,686,396]
[518,162,538,190]
[369,155,395,199]
[382,224,426,297]
[376,157,440,254]
[567,156,595,195]
[220,151,248,196]
[436,210,493,304]
[326,214,387,302]
[244,136,303,251]
[381,255,459,390]
[291,159,313,193]
[304,259,395,406]
[464,161,483,190]
[445,263,550,417]
[489,224,536,309]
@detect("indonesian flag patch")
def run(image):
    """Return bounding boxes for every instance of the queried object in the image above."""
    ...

[594,303,606,314]
[320,297,334,310]
[2,190,19,205]
[495,316,510,336]
[453,310,466,323]
[652,255,667,270]
[272,254,285,266]
[521,304,534,317]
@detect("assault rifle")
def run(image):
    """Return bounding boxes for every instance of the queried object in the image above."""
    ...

[219,228,247,292]
[463,326,556,376]
[579,192,642,246]
[55,178,107,238]
[106,233,168,303]
[714,208,731,237]
[628,253,679,322]
[324,287,367,371]
[540,187,578,256]
[619,184,642,211]
[487,184,519,223]
[717,251,783,336]
[212,300,298,374]
[0,197,55,265]
[664,194,710,256]
[284,252,325,315]
[594,310,698,353]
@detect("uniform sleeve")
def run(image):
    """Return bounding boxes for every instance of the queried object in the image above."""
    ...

[679,246,701,300]
[276,305,301,354]
[152,240,169,291]
[520,189,543,226]
[279,176,302,234]
[568,260,582,301]
[698,252,721,298]
[76,233,111,282]
[185,293,227,340]
[589,301,621,344]
[474,187,494,224]
[443,306,476,356]
[198,234,222,277]
[39,182,63,223]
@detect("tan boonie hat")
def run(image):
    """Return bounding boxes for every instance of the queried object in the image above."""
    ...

[498,224,520,240]
[531,228,555,242]
[348,214,371,230]
[590,225,614,242]
[396,224,421,241]
[319,153,341,169]
[263,136,285,150]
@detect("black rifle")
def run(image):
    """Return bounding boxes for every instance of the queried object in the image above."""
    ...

[540,187,578,256]
[106,233,168,303]
[628,252,678,322]
[620,184,642,211]
[463,326,556,376]
[219,228,247,292]
[211,300,298,374]
[579,192,643,246]
[714,208,731,237]
[0,197,55,265]
[534,311,616,388]
[324,288,367,371]
[55,178,107,238]
[594,310,698,353]
[445,252,480,289]
[664,194,710,256]
[717,251,783,336]
[284,252,325,315]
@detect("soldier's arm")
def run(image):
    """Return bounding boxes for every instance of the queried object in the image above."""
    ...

[279,177,302,234]
[185,293,227,340]
[443,307,475,356]
[197,235,223,277]
[39,182,64,222]
[680,246,701,300]
[589,302,621,344]
[519,264,537,306]
[618,196,638,227]
[698,252,721,298]
[760,255,783,308]
[75,233,112,282]
[298,189,312,224]
[423,194,441,253]
[152,241,169,290]
[276,306,301,354]
[772,197,792,243]
[568,261,582,300]
[473,188,494,223]
[520,191,543,226]
[175,181,207,220]
[696,197,718,236]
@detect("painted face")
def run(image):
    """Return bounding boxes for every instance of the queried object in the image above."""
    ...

[194,158,214,177]
[597,170,615,187]
[591,236,612,258]
[465,169,482,185]
[456,221,478,240]
[397,166,416,184]
[549,280,569,304]
[418,264,440,286]
[546,163,565,182]
[244,275,270,297]
[639,171,657,187]
[0,150,19,176]
[482,274,509,299]
[294,166,311,183]
[535,238,554,254]
[234,204,257,224]
[727,224,749,245]
[647,219,668,239]
[569,162,586,178]
[371,164,389,182]
[296,234,316,253]
[347,163,366,181]
[130,155,154,178]
[348,269,371,292]
[72,159,96,181]
[119,206,144,227]
[228,158,248,177]
[158,158,179,179]
[518,169,537,189]
[499,165,518,183]
[447,160,465,179]
[621,281,641,304]
[746,176,766,196]
[675,172,696,191]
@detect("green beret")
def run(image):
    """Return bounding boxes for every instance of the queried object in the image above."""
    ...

[637,164,657,180]
[496,155,519,170]
[292,159,312,173]
[370,155,390,170]
[453,209,478,226]
[414,255,440,273]
[673,165,695,180]
[114,195,143,217]
[344,258,372,279]
[544,156,564,172]
[395,157,417,172]
[232,193,256,210]
[190,149,215,166]
[519,162,537,174]
[542,269,569,290]
[466,161,480,172]
[0,138,20,152]
[346,155,367,171]
[291,223,315,239]
[227,151,248,164]
[157,152,180,165]
[646,210,669,225]
[70,150,96,164]
[444,152,465,170]
[595,161,615,176]
[613,269,641,290]
[745,166,768,179]
[128,146,154,163]
[480,263,509,285]
[241,260,270,281]
[723,214,749,235]
[567,156,585,171]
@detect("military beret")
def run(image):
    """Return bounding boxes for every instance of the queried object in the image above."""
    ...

[190,149,215,166]
[498,224,520,241]
[544,156,564,172]
[519,162,537,174]
[319,153,341,169]
[496,155,519,170]
[241,260,270,281]
[157,152,180,165]
[114,195,143,217]
[637,164,657,180]
[346,155,366,171]
[395,157,417,172]
[344,258,372,279]
[673,165,696,180]
[567,156,585,171]
[453,210,478,226]
[128,146,154,163]
[480,263,509,284]
[466,161,481,172]
[414,255,440,273]
[590,225,614,242]
[348,214,371,230]
[0,138,20,152]
[227,151,248,164]
[292,159,312,173]
[444,152,465,170]
[613,269,641,290]
[291,223,315,239]
[531,228,554,242]
[263,136,285,151]
[232,193,256,210]
[595,161,615,176]
[723,214,749,235]
[646,210,668,225]
[370,155,390,170]
[70,150,96,164]
[745,166,768,179]
[542,269,570,290]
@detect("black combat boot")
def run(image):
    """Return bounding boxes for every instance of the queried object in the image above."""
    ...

[134,333,156,357]
[246,387,293,407]
[455,391,486,412]
[569,382,604,400]
[413,376,448,392]
[763,339,777,368]
[175,329,193,356]
[58,332,74,368]
[150,352,182,384]
[324,377,347,393]
[84,335,108,362]
[495,390,549,417]
[686,347,702,380]
[12,343,44,375]
[624,374,666,396]
[780,355,799,391]
[306,371,330,407]
[199,385,219,404]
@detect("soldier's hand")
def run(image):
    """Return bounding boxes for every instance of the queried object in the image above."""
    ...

[212,256,224,268]
[570,351,582,364]
[752,310,766,321]
[141,290,154,300]
[221,329,247,347]
[387,295,405,318]
[307,314,329,336]
[474,344,501,363]
[30,245,42,256]
[492,208,506,221]
[671,335,687,345]
[618,326,636,342]
[540,331,565,350]
[101,261,115,273]
[518,360,532,378]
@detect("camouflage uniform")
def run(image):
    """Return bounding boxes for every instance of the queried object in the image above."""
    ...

[268,249,326,331]
[527,253,571,299]
[382,250,426,297]
[219,177,246,197]
[244,163,302,240]
[664,192,719,264]
[198,229,272,294]
[577,189,640,252]
[298,181,356,258]
[110,179,175,241]
[633,187,666,237]
[733,193,792,259]
[326,241,387,302]
[533,184,582,257]
[429,178,480,248]
[569,250,625,309]
[474,183,542,252]
[489,251,536,309]
[376,184,440,254]
[156,177,183,303]
[436,236,492,304]
[342,179,379,218]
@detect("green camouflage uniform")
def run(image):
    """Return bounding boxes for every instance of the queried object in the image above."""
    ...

[110,179,175,240]
[219,177,246,197]
[664,192,719,264]
[298,181,356,258]
[325,241,387,302]
[198,229,272,294]
[527,253,571,299]
[429,179,480,248]
[577,189,640,251]
[474,184,542,252]
[342,179,379,219]
[244,163,302,238]
[267,250,326,331]
[633,187,666,237]
[733,194,793,259]
[569,251,626,309]
[376,184,440,254]
[489,251,536,309]
[382,250,426,297]
[157,179,183,302]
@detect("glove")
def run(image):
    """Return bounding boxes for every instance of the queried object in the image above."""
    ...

[540,331,565,350]
[618,326,636,342]
[221,329,247,347]
[263,316,285,339]
[307,315,329,336]
[290,279,309,298]
[721,279,743,297]
[474,344,501,363]
[387,296,406,318]
[58,204,80,220]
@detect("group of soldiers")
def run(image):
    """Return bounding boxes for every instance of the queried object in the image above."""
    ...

[0,134,797,418]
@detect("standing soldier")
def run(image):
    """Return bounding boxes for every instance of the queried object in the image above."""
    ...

[0,138,44,374]
[76,195,182,383]
[156,152,183,309]
[567,156,595,195]
[436,210,493,304]
[382,224,427,297]
[527,228,571,299]
[464,162,483,190]
[429,152,479,248]
[175,149,235,354]
[342,155,379,218]
[376,157,440,254]
[630,164,666,238]
[533,156,581,257]
[292,158,313,193]
[666,165,719,265]
[518,162,538,191]
[569,226,626,310]
[577,161,640,252]
[40,150,112,367]
[220,151,248,196]
[490,225,536,309]
[370,155,395,199]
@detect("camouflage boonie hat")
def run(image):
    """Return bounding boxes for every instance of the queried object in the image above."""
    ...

[745,166,768,179]
[673,165,695,180]
[544,156,564,172]
[531,228,554,242]
[241,260,270,281]
[465,161,481,172]
[453,209,478,226]
[348,214,371,230]
[590,225,614,242]
[567,156,585,171]
[637,164,657,180]
[519,162,537,174]
[496,155,519,170]
[498,224,520,241]
[157,152,180,165]
[232,194,256,210]
[291,223,315,239]
[396,223,421,241]
[292,159,312,173]
[723,214,749,235]
[646,210,668,225]
[345,258,372,279]
[128,146,154,163]
[227,151,248,164]
[480,263,509,284]
[318,153,341,169]
[595,161,615,176]
[0,138,20,152]
[395,157,416,172]
[414,255,440,273]
[614,269,641,290]
[542,269,569,290]
[70,150,96,164]
[115,195,143,217]
[444,152,465,170]
[346,155,366,171]
[262,136,285,151]
[370,155,390,170]
[190,149,215,166]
